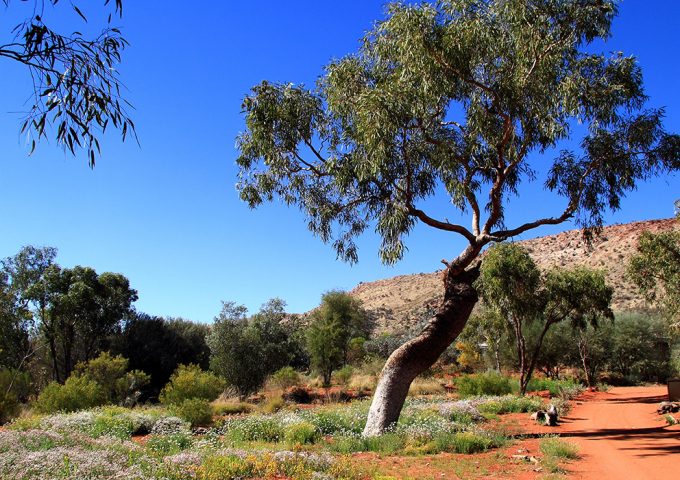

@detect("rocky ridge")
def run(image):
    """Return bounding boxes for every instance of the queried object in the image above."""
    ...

[348,218,678,336]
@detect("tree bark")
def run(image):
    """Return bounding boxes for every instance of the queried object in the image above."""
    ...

[362,267,479,436]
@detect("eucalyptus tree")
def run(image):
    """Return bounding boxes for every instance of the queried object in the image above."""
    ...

[0,0,135,163]
[236,0,680,434]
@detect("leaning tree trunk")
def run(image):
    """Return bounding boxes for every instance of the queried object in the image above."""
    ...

[362,267,479,437]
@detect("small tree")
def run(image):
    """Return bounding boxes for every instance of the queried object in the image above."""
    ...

[306,290,368,385]
[475,243,613,395]
[627,204,680,329]
[459,308,507,372]
[207,299,298,399]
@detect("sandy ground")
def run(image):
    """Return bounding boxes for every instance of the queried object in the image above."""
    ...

[555,385,680,480]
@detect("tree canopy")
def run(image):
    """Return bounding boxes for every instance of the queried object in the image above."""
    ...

[237,0,680,272]
[0,0,135,164]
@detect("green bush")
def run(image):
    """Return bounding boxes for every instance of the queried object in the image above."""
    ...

[539,435,580,459]
[333,366,354,385]
[36,375,107,414]
[271,366,300,390]
[159,364,225,406]
[284,421,320,444]
[456,373,512,397]
[171,398,213,426]
[75,352,150,404]
[0,391,20,424]
[212,402,253,415]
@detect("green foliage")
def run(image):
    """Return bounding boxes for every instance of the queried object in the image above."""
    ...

[334,366,354,386]
[271,366,300,390]
[363,333,402,360]
[75,351,150,404]
[306,290,368,385]
[169,398,213,426]
[1,0,135,163]
[108,312,211,398]
[36,375,106,414]
[23,263,138,383]
[608,311,674,382]
[212,402,253,416]
[456,373,512,397]
[237,1,680,269]
[628,217,680,328]
[207,299,301,398]
[284,421,320,445]
[476,396,544,414]
[0,391,20,424]
[475,242,613,394]
[539,435,580,460]
[159,364,225,406]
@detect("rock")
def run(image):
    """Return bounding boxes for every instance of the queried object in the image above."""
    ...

[657,402,680,414]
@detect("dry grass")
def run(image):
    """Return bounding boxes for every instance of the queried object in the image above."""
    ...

[408,378,445,396]
[348,374,378,392]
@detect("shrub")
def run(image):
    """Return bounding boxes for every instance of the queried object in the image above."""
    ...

[75,351,150,404]
[263,395,285,413]
[0,391,20,424]
[171,398,213,426]
[284,421,320,444]
[212,402,253,416]
[539,435,580,460]
[271,366,300,390]
[334,366,354,385]
[159,364,225,406]
[456,373,512,397]
[282,386,316,404]
[36,375,106,414]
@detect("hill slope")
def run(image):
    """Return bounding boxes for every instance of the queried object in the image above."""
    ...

[348,218,678,336]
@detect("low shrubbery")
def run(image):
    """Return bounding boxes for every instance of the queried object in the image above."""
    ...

[159,364,225,406]
[36,375,107,414]
[271,366,301,390]
[0,391,20,424]
[456,373,512,397]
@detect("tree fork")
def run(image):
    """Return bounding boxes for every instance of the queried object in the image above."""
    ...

[363,266,480,436]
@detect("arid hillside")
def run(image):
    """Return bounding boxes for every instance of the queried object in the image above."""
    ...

[349,218,678,336]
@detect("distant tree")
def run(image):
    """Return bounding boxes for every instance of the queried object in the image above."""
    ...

[306,290,368,385]
[0,0,136,163]
[108,312,210,398]
[236,0,680,434]
[25,265,137,382]
[0,270,32,370]
[459,308,507,372]
[207,298,298,399]
[627,205,680,329]
[572,321,613,388]
[475,243,613,395]
[609,311,674,382]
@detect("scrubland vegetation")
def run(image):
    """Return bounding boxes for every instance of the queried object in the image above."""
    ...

[1,232,678,478]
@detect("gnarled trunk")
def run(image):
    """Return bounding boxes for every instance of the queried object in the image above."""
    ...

[362,267,479,436]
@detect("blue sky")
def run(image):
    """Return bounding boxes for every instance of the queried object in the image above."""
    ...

[1,1,678,322]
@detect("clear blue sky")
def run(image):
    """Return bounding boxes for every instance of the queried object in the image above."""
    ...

[1,1,678,322]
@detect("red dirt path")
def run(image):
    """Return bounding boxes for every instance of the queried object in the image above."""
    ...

[554,385,680,480]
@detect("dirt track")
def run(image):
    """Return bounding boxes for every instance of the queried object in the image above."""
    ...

[557,386,680,480]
